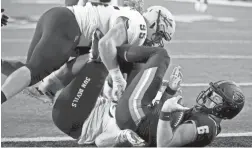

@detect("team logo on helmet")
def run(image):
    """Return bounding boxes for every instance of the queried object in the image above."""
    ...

[232,91,244,103]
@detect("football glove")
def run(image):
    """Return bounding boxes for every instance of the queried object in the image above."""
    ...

[168,66,183,93]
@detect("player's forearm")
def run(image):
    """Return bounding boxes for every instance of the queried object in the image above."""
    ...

[159,83,177,104]
[157,119,173,147]
[99,40,119,71]
[157,105,176,147]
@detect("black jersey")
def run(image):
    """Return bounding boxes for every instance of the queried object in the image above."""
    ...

[183,108,221,147]
[135,105,221,147]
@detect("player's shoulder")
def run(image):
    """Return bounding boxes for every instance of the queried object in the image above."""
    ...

[109,7,146,46]
[184,109,219,128]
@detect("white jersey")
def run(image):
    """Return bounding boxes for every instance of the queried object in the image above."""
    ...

[78,78,119,144]
[77,97,116,144]
[67,2,147,46]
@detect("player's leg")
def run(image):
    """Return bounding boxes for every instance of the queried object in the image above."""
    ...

[52,61,108,139]
[1,7,81,104]
[1,13,43,77]
[115,46,170,130]
[1,59,25,76]
[36,54,89,97]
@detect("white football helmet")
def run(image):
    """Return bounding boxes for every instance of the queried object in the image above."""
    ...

[142,6,176,47]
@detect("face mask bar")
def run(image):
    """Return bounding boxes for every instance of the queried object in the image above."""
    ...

[146,10,172,47]
[196,86,222,109]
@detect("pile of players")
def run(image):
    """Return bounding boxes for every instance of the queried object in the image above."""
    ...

[1,0,245,147]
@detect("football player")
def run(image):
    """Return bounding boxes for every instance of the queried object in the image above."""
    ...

[94,68,245,147]
[156,80,245,146]
[1,3,175,104]
[17,5,175,104]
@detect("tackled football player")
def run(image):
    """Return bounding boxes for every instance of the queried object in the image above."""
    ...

[95,67,245,147]
[156,80,245,147]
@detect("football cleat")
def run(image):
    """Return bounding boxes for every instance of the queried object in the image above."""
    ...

[22,85,54,105]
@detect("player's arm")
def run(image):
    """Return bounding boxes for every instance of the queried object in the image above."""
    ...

[98,17,127,72]
[157,120,197,146]
[98,17,128,100]
[157,97,196,147]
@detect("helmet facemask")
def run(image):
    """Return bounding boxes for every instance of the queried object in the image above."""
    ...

[197,87,223,109]
[145,10,173,47]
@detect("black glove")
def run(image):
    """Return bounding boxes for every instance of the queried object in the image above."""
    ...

[1,9,9,27]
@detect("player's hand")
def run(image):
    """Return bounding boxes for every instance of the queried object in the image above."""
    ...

[1,9,9,27]
[89,29,103,62]
[120,129,146,147]
[168,66,183,93]
[161,95,189,113]
[111,74,127,102]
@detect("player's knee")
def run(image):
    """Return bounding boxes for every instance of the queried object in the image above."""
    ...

[156,47,170,66]
[146,47,170,69]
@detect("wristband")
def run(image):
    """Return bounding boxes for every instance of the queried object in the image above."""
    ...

[159,111,171,121]
[165,85,177,95]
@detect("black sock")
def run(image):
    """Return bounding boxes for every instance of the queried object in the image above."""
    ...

[1,91,7,104]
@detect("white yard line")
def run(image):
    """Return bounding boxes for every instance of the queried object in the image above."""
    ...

[3,55,252,60]
[181,83,252,87]
[170,40,252,44]
[11,0,64,4]
[2,132,252,142]
[172,55,252,59]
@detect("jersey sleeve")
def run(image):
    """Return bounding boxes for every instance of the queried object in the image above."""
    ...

[109,8,147,46]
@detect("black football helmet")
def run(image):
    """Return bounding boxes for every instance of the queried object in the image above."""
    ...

[196,80,245,119]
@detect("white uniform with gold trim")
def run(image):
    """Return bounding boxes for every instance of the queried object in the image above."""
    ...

[67,2,147,46]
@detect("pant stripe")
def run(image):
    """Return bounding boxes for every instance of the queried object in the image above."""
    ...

[129,67,158,125]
